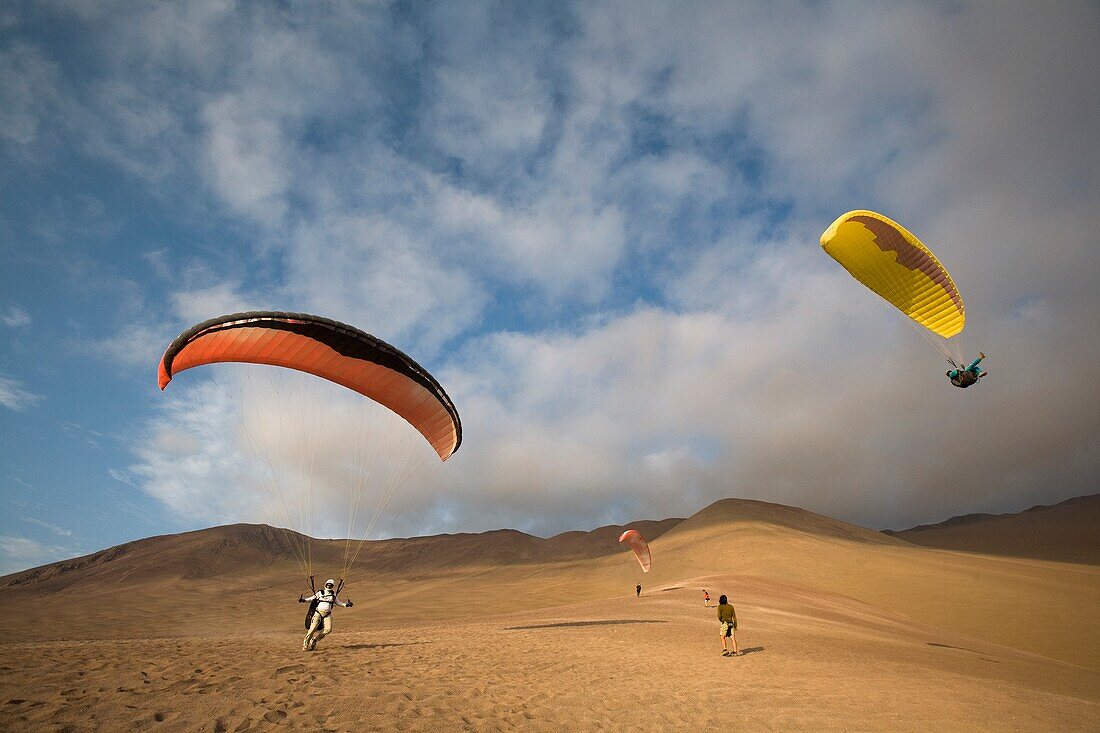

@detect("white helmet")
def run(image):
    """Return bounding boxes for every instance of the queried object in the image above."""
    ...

[324,578,336,588]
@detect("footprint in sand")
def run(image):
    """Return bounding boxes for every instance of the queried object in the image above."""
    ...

[276,664,307,675]
[263,709,287,723]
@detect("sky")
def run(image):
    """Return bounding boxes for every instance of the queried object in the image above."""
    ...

[1,1,1098,574]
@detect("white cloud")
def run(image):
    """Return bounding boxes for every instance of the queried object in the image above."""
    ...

[283,212,487,353]
[0,535,78,576]
[420,2,559,171]
[169,282,257,325]
[36,1,1100,538]
[200,95,292,223]
[0,41,59,146]
[0,372,41,411]
[77,78,187,179]
[433,184,627,302]
[1,305,30,327]
[129,370,444,544]
[89,321,175,370]
[141,249,172,279]
[107,467,135,486]
[21,516,74,538]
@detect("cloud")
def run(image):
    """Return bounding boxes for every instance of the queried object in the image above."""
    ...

[129,370,444,543]
[59,421,113,449]
[77,78,188,180]
[200,95,292,223]
[88,320,175,370]
[0,535,79,575]
[21,516,74,538]
[107,468,135,486]
[22,1,1100,539]
[0,41,60,146]
[1,305,30,327]
[284,210,487,353]
[140,248,176,280]
[432,184,627,303]
[419,2,563,172]
[169,282,257,325]
[0,371,41,411]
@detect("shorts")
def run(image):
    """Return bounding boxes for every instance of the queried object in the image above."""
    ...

[721,621,737,637]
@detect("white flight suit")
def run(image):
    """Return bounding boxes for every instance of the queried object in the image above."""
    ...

[303,589,348,650]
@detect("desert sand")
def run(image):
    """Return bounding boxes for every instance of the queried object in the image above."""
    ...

[1,497,1097,731]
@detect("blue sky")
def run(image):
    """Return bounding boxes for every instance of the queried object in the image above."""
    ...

[2,1,1098,574]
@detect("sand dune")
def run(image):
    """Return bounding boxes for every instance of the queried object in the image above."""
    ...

[1,496,1097,730]
[644,499,1100,669]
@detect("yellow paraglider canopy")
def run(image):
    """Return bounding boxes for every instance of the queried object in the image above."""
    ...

[820,210,965,338]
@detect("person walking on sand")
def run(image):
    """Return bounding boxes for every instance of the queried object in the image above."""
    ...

[703,589,711,607]
[299,578,353,651]
[717,594,739,656]
[636,584,642,597]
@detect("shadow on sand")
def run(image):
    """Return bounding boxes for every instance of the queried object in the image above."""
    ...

[926,642,1000,662]
[506,620,668,631]
[927,642,980,653]
[732,646,764,656]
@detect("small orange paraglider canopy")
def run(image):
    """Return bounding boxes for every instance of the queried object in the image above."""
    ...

[618,529,651,573]
[158,311,462,461]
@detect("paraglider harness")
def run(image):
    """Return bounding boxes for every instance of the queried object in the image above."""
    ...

[947,368,978,388]
[303,576,344,630]
[946,358,986,389]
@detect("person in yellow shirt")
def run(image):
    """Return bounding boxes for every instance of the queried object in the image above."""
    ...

[716,594,739,656]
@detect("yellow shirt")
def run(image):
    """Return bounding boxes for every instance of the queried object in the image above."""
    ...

[717,603,736,624]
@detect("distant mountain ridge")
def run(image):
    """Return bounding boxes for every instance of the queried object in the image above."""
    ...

[886,494,1099,564]
[885,494,1098,533]
[8,493,1096,590]
[0,517,683,589]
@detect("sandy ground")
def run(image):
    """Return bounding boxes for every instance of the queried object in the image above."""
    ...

[2,499,1097,730]
[1,579,1096,732]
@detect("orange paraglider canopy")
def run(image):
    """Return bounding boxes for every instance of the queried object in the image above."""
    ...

[618,529,651,573]
[157,311,461,461]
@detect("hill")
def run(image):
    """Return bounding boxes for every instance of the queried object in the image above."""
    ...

[0,496,1096,672]
[0,517,683,590]
[886,494,1100,564]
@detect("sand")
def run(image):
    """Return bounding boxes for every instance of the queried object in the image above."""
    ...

[1,497,1097,730]
[1,582,1096,731]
